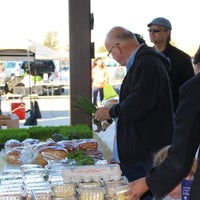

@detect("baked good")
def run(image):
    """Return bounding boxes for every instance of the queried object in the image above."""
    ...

[22,138,40,145]
[78,139,98,151]
[5,147,23,165]
[85,149,103,161]
[33,142,68,167]
[5,139,22,152]
[57,140,78,152]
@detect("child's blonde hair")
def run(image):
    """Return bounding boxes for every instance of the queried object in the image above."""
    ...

[153,145,198,176]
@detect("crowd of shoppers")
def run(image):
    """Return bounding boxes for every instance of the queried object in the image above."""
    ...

[93,17,200,200]
[94,26,174,200]
[125,46,200,200]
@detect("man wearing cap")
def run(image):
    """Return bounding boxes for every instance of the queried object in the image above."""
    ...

[147,17,194,111]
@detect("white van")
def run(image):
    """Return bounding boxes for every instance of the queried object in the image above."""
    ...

[3,61,24,78]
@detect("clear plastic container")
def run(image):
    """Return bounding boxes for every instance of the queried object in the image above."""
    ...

[26,189,52,200]
[106,177,129,200]
[0,184,23,200]
[21,164,42,173]
[115,185,130,200]
[52,183,75,198]
[78,187,105,200]
[62,164,122,183]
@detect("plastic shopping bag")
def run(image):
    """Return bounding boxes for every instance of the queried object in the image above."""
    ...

[103,84,118,100]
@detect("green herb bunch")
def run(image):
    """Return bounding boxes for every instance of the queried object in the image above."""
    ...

[75,95,113,132]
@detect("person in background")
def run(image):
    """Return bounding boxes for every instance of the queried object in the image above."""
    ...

[193,45,200,75]
[94,26,174,200]
[0,62,5,86]
[91,57,108,106]
[125,46,200,200]
[134,33,146,44]
[147,17,194,111]
[153,145,197,200]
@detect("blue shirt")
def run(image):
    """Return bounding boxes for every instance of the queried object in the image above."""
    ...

[126,44,143,72]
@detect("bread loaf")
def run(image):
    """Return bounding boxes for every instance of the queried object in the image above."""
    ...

[5,147,23,164]
[33,142,68,167]
[78,139,98,151]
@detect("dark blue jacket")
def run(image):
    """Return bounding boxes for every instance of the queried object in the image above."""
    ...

[109,44,175,165]
[162,44,194,111]
[146,73,200,199]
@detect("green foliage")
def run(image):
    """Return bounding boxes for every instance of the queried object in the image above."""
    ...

[32,75,42,83]
[28,126,60,141]
[43,31,59,50]
[67,150,95,166]
[75,95,97,114]
[56,124,93,139]
[97,45,107,53]
[0,128,29,143]
[0,124,93,143]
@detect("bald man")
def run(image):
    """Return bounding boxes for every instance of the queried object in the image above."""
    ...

[94,26,175,200]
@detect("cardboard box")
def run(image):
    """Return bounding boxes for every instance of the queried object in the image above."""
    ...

[0,114,19,129]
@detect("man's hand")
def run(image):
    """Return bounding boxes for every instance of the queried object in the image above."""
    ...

[125,177,149,200]
[94,107,111,121]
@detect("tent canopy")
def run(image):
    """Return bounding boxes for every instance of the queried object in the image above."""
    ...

[0,40,64,61]
[28,40,63,60]
[0,49,35,61]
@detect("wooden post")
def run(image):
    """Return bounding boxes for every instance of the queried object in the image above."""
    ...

[69,0,92,128]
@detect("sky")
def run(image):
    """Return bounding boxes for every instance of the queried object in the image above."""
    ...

[0,0,199,56]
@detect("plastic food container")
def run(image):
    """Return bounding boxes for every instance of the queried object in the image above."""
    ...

[0,184,23,200]
[78,187,105,200]
[52,183,75,198]
[106,177,129,200]
[115,185,130,200]
[62,164,122,183]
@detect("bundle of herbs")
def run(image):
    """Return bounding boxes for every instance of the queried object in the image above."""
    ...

[75,95,113,132]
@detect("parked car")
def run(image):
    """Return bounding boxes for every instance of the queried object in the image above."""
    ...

[104,58,126,83]
[21,60,56,78]
[3,61,23,78]
[57,65,70,82]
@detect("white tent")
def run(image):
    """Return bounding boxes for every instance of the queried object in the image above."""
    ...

[0,40,64,61]
[0,49,35,61]
[28,40,64,60]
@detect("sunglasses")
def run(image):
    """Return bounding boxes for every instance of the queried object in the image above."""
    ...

[148,28,167,33]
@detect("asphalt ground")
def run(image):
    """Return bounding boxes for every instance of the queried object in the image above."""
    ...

[0,94,115,151]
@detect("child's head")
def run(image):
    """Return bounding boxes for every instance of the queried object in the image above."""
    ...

[153,145,198,199]
[153,145,170,166]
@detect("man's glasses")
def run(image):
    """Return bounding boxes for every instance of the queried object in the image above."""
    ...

[107,43,120,57]
[148,28,167,33]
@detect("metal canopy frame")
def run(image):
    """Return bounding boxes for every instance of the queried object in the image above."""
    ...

[0,49,35,61]
[0,49,35,105]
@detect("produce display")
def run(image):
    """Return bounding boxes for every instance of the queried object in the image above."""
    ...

[62,164,122,183]
[0,161,128,199]
[75,95,114,132]
[4,138,103,167]
[0,136,130,199]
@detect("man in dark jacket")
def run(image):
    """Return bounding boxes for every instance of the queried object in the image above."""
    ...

[94,26,175,200]
[126,73,200,200]
[125,45,200,200]
[147,17,194,111]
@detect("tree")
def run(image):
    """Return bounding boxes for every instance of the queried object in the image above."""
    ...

[97,45,106,54]
[43,31,59,50]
